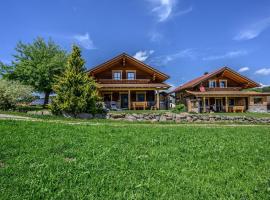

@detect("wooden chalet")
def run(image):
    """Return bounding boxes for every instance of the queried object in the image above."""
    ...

[172,67,270,113]
[87,53,170,110]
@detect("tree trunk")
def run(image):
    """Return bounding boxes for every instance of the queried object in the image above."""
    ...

[43,91,50,108]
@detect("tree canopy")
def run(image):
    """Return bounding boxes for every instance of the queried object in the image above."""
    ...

[0,37,67,106]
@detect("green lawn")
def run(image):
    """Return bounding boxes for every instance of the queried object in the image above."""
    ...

[0,120,269,199]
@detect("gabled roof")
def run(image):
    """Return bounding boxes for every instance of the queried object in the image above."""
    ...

[87,53,169,81]
[172,66,260,93]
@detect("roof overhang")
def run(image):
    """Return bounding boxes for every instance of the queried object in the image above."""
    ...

[98,83,170,90]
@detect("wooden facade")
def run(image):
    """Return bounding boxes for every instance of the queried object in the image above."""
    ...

[173,67,270,113]
[87,53,170,110]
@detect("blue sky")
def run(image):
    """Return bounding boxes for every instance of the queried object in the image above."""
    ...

[1,0,270,88]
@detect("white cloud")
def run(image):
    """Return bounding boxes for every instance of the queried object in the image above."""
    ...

[258,83,269,88]
[175,6,193,16]
[255,68,270,76]
[73,33,96,50]
[238,67,249,73]
[149,49,196,66]
[148,0,192,22]
[167,82,177,92]
[203,50,248,61]
[234,17,270,40]
[133,50,155,62]
[149,31,163,42]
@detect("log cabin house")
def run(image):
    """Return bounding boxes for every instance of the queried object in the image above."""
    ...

[172,67,270,113]
[87,53,170,110]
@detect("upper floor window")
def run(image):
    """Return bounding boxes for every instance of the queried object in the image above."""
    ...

[209,80,216,88]
[112,71,122,80]
[219,80,227,88]
[127,71,136,80]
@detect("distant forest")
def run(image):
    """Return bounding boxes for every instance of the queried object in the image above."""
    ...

[246,86,270,92]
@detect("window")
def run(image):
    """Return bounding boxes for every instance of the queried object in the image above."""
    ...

[136,93,145,102]
[113,71,122,80]
[219,80,227,88]
[229,99,235,106]
[127,72,135,80]
[209,80,216,88]
[254,97,263,105]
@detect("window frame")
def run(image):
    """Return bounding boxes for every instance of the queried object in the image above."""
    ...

[112,70,122,80]
[219,79,227,88]
[209,80,217,88]
[126,70,136,80]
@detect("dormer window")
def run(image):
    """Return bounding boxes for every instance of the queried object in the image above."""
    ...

[112,70,122,80]
[127,70,136,80]
[219,80,227,88]
[209,80,216,88]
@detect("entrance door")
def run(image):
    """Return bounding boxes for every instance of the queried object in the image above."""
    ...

[120,94,128,109]
[215,98,222,112]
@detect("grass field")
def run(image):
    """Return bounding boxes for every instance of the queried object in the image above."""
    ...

[0,120,270,199]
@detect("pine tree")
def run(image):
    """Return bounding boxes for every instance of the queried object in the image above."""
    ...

[51,45,100,117]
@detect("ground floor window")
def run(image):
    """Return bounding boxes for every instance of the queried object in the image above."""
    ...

[103,93,112,102]
[254,97,263,105]
[136,93,145,102]
[229,99,235,106]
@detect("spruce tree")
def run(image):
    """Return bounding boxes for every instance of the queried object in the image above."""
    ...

[51,45,100,117]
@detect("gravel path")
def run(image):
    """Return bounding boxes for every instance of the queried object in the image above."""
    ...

[0,114,31,120]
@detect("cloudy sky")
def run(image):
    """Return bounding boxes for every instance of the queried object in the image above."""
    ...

[1,0,270,88]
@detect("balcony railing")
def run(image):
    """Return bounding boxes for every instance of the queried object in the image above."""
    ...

[205,87,242,91]
[97,79,151,84]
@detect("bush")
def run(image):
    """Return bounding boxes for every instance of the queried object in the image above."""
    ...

[0,79,33,110]
[173,103,186,113]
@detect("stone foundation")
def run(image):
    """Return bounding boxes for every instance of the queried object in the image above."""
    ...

[107,112,270,124]
[248,105,268,113]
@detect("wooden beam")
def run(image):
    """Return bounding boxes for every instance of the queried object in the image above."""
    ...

[128,90,131,110]
[203,97,206,112]
[156,90,160,110]
[225,96,228,112]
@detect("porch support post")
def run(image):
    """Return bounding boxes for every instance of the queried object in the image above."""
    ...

[203,96,206,113]
[156,90,160,110]
[128,90,131,110]
[225,96,228,112]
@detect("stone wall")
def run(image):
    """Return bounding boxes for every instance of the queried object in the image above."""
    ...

[107,112,270,124]
[248,105,268,113]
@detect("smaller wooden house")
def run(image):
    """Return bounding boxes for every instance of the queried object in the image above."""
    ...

[87,53,170,110]
[172,67,270,113]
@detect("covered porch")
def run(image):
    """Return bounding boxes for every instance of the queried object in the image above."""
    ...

[188,97,248,113]
[186,90,270,113]
[98,82,170,110]
[100,90,163,110]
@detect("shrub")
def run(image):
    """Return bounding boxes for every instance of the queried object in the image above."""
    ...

[0,79,33,110]
[173,103,186,113]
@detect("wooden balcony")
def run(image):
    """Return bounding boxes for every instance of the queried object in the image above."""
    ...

[205,87,242,91]
[97,79,151,84]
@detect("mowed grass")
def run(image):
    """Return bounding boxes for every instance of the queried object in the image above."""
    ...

[0,120,270,199]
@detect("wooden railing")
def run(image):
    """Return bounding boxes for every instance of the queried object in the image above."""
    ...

[205,87,242,91]
[98,79,151,84]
